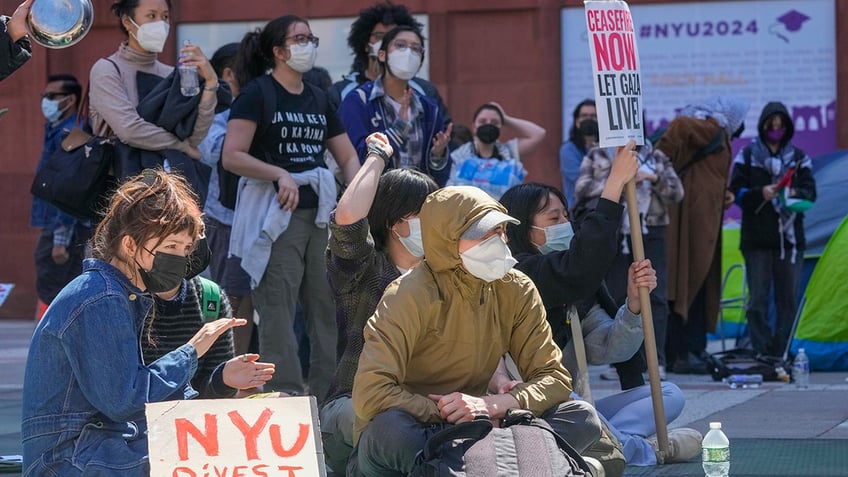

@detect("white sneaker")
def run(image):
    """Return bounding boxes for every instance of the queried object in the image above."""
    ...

[647,428,703,464]
[599,366,619,381]
[643,365,667,381]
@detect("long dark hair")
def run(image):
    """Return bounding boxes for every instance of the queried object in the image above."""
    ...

[234,15,308,86]
[568,99,596,151]
[348,2,422,74]
[367,169,438,251]
[500,183,568,255]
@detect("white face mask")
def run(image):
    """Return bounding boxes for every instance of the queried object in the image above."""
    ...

[369,40,382,58]
[129,18,169,53]
[41,97,69,123]
[395,217,424,258]
[286,42,318,73]
[387,48,421,81]
[460,234,518,282]
[532,222,575,254]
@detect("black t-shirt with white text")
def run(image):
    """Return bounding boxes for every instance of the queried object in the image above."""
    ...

[229,77,345,207]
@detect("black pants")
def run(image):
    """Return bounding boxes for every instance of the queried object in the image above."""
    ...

[34,224,90,304]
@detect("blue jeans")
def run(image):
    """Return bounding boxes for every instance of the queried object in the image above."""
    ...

[354,401,602,477]
[594,382,685,466]
[742,248,803,356]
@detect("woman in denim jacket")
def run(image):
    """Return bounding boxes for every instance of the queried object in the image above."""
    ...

[21,171,247,476]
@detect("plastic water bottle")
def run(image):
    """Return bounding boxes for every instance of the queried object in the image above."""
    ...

[793,348,810,389]
[723,373,763,389]
[702,422,730,477]
[179,40,200,96]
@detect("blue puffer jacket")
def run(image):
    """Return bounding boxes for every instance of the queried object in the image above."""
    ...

[21,259,198,477]
[338,78,451,186]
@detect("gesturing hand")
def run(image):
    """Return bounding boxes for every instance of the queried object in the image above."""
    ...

[431,122,453,158]
[223,353,275,390]
[187,317,246,358]
[366,132,394,161]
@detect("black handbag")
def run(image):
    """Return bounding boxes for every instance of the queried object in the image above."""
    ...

[30,82,116,221]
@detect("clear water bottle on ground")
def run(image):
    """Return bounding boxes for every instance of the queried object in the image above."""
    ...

[179,40,200,96]
[793,348,810,389]
[702,422,730,477]
[723,373,763,389]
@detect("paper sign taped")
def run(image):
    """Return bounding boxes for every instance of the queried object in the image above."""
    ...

[0,284,13,309]
[146,396,325,477]
[584,0,645,147]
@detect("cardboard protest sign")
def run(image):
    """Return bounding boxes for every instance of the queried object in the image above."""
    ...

[584,0,644,147]
[146,396,325,477]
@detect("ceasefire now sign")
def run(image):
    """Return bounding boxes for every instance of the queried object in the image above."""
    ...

[584,0,645,147]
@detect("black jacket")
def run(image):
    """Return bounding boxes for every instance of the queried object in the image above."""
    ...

[730,102,816,251]
[0,20,31,81]
[513,198,623,348]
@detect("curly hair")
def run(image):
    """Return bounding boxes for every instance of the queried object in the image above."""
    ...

[347,1,422,73]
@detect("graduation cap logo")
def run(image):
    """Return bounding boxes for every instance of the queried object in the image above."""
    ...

[770,10,811,43]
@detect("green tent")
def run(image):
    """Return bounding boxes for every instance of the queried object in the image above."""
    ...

[791,215,848,370]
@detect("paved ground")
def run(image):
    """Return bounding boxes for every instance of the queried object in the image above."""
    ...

[2,319,847,475]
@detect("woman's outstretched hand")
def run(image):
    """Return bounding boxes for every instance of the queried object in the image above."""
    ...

[188,317,246,358]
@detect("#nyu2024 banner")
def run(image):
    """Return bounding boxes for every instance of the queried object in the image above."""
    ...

[563,0,837,157]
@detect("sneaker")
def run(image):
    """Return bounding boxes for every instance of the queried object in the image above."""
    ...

[643,365,667,382]
[599,366,619,381]
[648,428,703,464]
[582,456,606,477]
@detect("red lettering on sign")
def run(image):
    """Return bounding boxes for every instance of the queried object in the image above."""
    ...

[276,466,304,477]
[176,414,219,461]
[593,32,637,72]
[269,423,310,458]
[228,408,273,460]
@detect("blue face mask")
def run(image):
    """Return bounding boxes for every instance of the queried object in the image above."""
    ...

[395,217,424,258]
[532,222,574,254]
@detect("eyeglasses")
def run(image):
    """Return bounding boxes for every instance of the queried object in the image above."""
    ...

[391,40,424,56]
[285,34,319,47]
[370,31,388,41]
[41,92,69,100]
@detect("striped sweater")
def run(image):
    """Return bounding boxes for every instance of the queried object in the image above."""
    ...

[142,277,236,399]
[324,214,400,402]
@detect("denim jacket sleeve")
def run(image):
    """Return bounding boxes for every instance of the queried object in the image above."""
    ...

[60,293,197,422]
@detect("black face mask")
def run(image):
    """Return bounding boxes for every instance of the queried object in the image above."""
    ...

[185,237,211,279]
[578,119,599,137]
[137,250,188,293]
[476,124,501,144]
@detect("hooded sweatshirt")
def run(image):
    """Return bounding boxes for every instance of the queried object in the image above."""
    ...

[730,102,816,257]
[351,186,572,441]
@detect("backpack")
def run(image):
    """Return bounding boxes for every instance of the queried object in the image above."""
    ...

[706,348,790,382]
[197,276,222,322]
[218,75,275,210]
[652,128,725,179]
[409,410,594,477]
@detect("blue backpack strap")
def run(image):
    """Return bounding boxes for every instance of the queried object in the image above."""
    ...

[197,276,221,322]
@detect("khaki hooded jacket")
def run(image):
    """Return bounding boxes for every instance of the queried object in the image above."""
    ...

[351,186,573,441]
